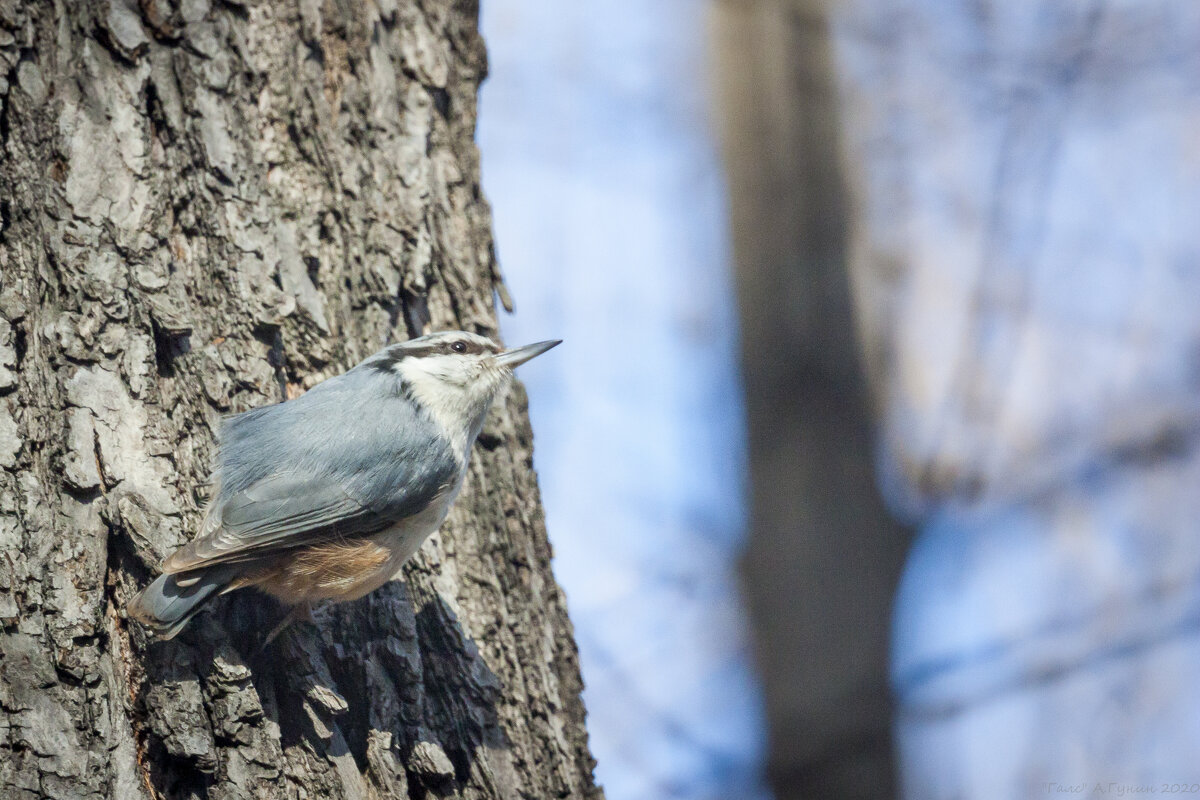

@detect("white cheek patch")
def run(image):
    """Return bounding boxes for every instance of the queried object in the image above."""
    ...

[395,355,509,460]
[405,355,461,382]
[396,358,474,455]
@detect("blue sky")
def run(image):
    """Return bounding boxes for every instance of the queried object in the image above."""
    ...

[477,2,770,798]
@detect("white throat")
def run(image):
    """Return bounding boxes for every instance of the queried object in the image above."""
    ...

[395,357,505,462]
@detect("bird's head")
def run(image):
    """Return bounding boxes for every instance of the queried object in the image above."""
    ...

[365,330,560,454]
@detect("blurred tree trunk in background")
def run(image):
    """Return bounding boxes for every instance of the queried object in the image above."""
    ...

[712,1,912,798]
[0,2,599,799]
[830,2,1200,797]
[719,0,1200,798]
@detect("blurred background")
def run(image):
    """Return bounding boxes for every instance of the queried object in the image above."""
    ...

[479,1,1200,799]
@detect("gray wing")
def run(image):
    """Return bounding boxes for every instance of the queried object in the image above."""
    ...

[163,364,460,574]
[162,472,401,573]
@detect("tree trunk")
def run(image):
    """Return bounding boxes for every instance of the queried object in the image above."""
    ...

[712,1,912,797]
[0,2,600,799]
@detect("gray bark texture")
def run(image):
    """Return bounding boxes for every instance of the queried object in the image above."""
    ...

[0,2,600,799]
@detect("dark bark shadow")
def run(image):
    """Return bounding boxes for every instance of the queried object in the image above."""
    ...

[136,638,220,799]
[134,579,508,797]
[116,472,511,800]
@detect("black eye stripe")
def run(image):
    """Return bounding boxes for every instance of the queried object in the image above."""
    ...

[369,338,496,369]
[367,350,406,373]
[445,339,494,355]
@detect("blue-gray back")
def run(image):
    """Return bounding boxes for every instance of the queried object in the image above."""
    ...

[162,362,461,572]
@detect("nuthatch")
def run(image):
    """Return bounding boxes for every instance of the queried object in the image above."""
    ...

[127,331,560,642]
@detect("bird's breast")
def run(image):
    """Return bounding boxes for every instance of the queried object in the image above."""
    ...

[371,483,459,566]
[251,480,462,605]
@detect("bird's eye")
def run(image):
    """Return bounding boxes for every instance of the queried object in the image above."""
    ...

[451,341,467,354]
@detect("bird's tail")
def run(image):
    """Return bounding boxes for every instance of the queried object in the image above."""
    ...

[126,567,236,640]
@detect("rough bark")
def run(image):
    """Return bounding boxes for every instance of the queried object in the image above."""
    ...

[0,2,599,799]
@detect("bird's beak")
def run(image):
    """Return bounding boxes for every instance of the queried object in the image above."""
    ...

[495,339,562,368]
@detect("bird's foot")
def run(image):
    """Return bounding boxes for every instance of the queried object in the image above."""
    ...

[259,601,315,651]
